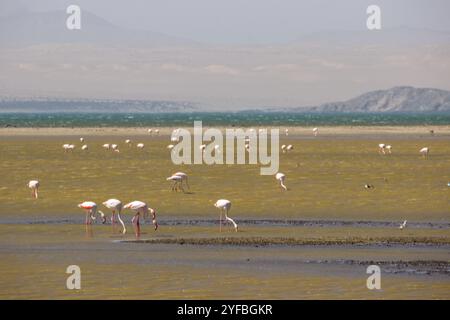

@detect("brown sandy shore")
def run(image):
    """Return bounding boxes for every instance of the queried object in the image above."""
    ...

[1,125,450,136]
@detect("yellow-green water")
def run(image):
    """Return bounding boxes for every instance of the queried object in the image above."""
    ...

[0,131,449,299]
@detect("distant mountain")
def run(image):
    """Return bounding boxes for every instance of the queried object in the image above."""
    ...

[0,9,197,47]
[305,87,450,113]
[0,98,197,113]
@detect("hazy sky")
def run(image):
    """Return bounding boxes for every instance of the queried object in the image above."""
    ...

[1,0,449,108]
[3,0,450,44]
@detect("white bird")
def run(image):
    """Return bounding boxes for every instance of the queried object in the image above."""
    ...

[78,201,106,225]
[420,147,429,158]
[111,144,118,150]
[285,129,289,136]
[173,172,190,190]
[167,144,174,150]
[123,200,158,236]
[167,175,185,192]
[81,145,88,151]
[385,145,392,154]
[313,127,319,136]
[286,145,294,152]
[155,129,160,135]
[378,144,386,154]
[137,143,145,149]
[102,144,110,150]
[275,172,287,191]
[214,199,238,232]
[102,199,126,234]
[80,137,84,143]
[171,136,179,143]
[147,129,153,133]
[28,180,40,199]
[281,145,286,153]
[399,220,407,230]
[63,144,75,152]
[125,139,132,145]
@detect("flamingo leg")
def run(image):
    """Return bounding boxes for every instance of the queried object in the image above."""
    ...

[219,209,223,232]
[85,210,90,225]
[132,213,140,237]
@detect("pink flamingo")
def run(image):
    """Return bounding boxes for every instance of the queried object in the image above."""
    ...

[214,199,238,232]
[123,201,158,236]
[28,180,40,199]
[78,201,106,225]
[102,199,126,234]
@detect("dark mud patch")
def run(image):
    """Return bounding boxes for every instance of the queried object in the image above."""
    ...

[118,236,450,247]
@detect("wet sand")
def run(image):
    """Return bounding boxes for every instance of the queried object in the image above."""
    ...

[0,126,449,299]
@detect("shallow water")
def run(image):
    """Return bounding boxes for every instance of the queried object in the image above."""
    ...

[0,130,449,299]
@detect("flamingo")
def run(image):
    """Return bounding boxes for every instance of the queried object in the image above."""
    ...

[155,129,160,135]
[173,172,190,190]
[281,145,286,153]
[167,175,185,192]
[125,139,132,145]
[399,220,407,230]
[81,145,88,151]
[313,127,319,136]
[285,129,289,136]
[420,147,429,158]
[28,180,40,199]
[111,144,118,151]
[102,199,126,234]
[386,145,392,154]
[147,129,153,134]
[214,199,238,232]
[78,201,106,225]
[80,137,84,143]
[63,144,75,152]
[378,144,386,154]
[167,144,174,150]
[137,143,145,149]
[275,173,287,191]
[286,145,294,152]
[123,201,158,236]
[102,144,110,150]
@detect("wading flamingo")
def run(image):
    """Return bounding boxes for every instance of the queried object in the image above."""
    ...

[28,180,40,199]
[167,144,174,150]
[123,201,158,236]
[137,143,145,149]
[286,145,294,152]
[167,175,185,192]
[420,147,429,158]
[173,172,190,190]
[313,127,319,136]
[378,144,386,154]
[78,201,106,225]
[125,139,131,145]
[80,137,84,143]
[81,145,88,151]
[102,144,110,150]
[385,145,392,154]
[111,144,118,151]
[214,199,238,232]
[399,220,407,230]
[102,199,126,234]
[275,172,287,191]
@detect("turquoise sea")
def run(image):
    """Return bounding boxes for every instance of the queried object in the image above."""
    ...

[1,112,450,127]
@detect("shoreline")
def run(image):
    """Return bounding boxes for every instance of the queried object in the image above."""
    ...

[1,125,450,136]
